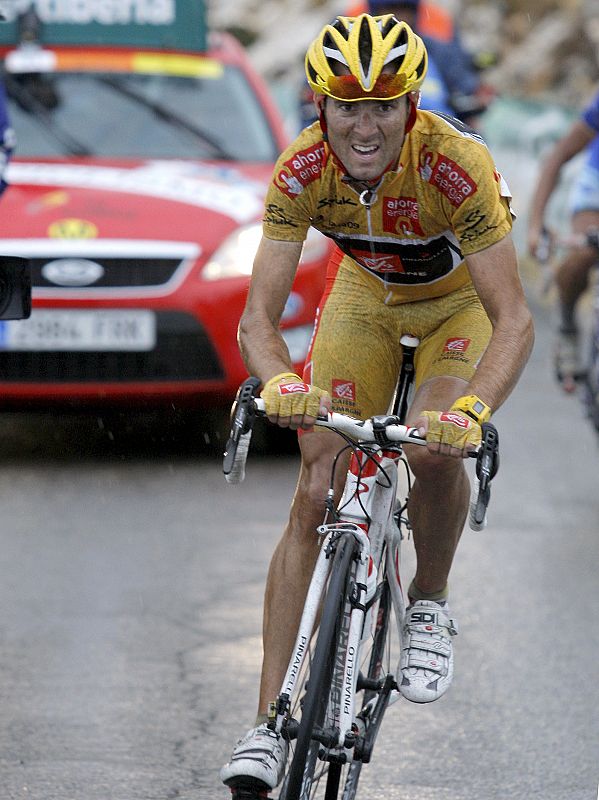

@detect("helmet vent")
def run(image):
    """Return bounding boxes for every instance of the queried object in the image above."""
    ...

[323,31,348,67]
[385,27,408,68]
[332,18,351,40]
[358,16,374,88]
[380,17,396,37]
[306,62,318,84]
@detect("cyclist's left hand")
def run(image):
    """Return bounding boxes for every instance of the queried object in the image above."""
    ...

[417,408,481,458]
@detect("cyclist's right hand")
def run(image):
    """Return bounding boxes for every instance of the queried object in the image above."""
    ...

[260,372,331,430]
[527,224,553,262]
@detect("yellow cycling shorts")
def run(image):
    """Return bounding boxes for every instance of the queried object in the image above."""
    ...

[302,250,492,420]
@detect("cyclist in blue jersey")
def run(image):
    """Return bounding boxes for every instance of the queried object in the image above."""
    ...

[528,90,599,390]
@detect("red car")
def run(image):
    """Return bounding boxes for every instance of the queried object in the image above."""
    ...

[0,23,330,411]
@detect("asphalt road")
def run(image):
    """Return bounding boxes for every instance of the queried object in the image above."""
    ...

[0,295,597,800]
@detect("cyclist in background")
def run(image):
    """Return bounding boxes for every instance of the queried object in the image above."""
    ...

[222,14,533,795]
[527,89,599,392]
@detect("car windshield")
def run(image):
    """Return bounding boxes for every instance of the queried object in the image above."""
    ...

[4,65,279,162]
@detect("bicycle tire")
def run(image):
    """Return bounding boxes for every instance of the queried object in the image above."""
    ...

[279,532,356,800]
[584,319,599,433]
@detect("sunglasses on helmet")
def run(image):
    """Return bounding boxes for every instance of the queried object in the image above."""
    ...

[326,73,409,101]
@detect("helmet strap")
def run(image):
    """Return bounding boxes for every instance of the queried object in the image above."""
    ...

[405,94,418,133]
[315,95,328,141]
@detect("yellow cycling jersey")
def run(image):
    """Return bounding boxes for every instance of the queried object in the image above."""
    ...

[263,109,514,302]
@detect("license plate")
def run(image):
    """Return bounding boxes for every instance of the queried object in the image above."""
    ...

[0,310,156,351]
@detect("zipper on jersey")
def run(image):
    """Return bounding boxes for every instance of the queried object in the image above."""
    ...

[342,175,384,261]
[359,188,378,260]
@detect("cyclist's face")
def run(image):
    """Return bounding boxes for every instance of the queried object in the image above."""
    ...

[324,95,410,181]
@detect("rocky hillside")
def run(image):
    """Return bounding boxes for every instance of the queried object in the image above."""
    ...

[208,0,599,109]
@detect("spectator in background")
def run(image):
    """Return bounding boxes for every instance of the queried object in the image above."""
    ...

[527,89,599,392]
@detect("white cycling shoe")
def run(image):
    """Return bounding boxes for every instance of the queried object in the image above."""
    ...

[399,600,458,704]
[220,723,288,792]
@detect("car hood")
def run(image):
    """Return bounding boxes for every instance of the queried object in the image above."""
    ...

[0,158,272,257]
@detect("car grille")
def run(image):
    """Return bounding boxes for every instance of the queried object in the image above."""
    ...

[33,256,181,288]
[0,312,224,383]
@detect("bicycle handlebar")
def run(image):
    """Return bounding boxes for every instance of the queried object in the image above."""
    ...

[223,377,500,530]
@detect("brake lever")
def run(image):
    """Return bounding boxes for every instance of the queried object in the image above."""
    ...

[223,376,261,475]
[476,423,500,488]
[471,422,499,527]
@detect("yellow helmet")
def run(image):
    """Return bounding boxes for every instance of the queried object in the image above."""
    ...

[305,14,427,102]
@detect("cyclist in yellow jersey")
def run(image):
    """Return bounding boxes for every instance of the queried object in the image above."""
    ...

[221,14,534,794]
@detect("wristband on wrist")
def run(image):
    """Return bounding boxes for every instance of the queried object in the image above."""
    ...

[451,394,492,425]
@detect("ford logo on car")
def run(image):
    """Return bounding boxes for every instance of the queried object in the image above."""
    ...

[41,259,105,287]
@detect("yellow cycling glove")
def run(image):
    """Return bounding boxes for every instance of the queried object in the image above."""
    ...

[260,372,328,422]
[420,395,491,454]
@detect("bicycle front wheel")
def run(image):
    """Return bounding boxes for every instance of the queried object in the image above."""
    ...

[278,532,356,800]
[278,535,399,800]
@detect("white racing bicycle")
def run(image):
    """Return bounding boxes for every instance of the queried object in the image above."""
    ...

[223,336,499,800]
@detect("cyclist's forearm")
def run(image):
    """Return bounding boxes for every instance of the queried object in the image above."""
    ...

[238,311,296,385]
[528,161,561,232]
[466,308,534,413]
[530,123,594,232]
[238,237,304,384]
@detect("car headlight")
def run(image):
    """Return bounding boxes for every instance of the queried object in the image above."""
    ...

[202,224,329,281]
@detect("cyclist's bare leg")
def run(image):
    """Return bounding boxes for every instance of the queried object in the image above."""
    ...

[404,375,471,597]
[556,210,599,323]
[257,429,350,717]
[551,210,599,389]
[555,210,599,330]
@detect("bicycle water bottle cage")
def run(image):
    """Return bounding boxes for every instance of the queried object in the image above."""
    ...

[371,415,402,446]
